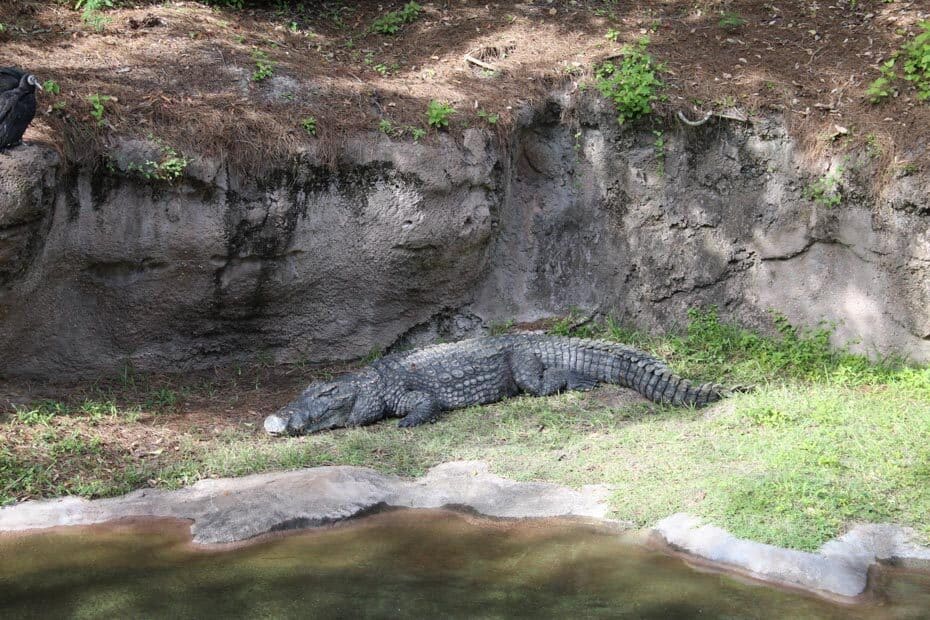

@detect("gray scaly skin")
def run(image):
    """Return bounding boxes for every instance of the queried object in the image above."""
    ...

[264,334,728,436]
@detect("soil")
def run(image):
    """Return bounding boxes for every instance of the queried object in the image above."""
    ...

[1,0,928,501]
[0,0,927,174]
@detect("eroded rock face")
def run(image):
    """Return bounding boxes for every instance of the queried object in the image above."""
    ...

[471,100,930,362]
[0,133,500,375]
[0,99,928,377]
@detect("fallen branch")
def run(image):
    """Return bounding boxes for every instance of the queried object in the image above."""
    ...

[464,54,498,72]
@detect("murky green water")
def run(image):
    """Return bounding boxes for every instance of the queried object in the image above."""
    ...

[1,510,928,619]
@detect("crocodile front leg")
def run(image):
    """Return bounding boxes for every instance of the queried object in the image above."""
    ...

[395,391,442,428]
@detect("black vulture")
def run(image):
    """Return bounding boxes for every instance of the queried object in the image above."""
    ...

[0,67,26,92]
[0,72,42,150]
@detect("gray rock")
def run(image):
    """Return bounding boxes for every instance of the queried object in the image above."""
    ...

[654,513,930,598]
[0,461,610,544]
[1,94,928,377]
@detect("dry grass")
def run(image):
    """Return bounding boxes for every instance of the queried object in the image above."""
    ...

[0,1,926,177]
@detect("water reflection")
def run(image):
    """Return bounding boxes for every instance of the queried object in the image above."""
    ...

[0,510,927,619]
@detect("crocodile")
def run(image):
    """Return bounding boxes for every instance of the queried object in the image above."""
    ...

[264,334,729,436]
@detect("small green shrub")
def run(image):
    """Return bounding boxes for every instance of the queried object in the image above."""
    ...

[251,49,275,82]
[87,93,113,124]
[805,167,844,207]
[718,11,746,31]
[409,126,426,141]
[124,141,190,182]
[301,116,317,136]
[867,21,930,102]
[426,100,455,129]
[75,0,113,30]
[370,2,422,35]
[902,21,930,99]
[42,80,61,95]
[477,109,499,125]
[866,59,898,103]
[378,119,394,135]
[594,37,664,124]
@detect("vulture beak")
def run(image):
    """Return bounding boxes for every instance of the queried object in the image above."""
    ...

[35,81,44,92]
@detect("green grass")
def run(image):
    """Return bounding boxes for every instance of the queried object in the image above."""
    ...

[2,309,928,552]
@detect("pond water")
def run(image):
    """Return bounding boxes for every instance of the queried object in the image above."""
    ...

[1,509,928,619]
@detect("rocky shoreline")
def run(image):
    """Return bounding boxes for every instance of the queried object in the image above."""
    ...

[2,460,928,600]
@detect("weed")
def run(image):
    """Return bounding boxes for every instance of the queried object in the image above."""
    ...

[866,59,898,103]
[145,388,179,412]
[370,2,422,35]
[301,116,317,136]
[75,0,113,30]
[361,348,383,364]
[123,141,190,182]
[805,166,844,207]
[477,109,499,125]
[718,11,746,31]
[87,93,113,125]
[605,29,620,43]
[409,126,427,141]
[426,100,455,129]
[488,319,515,336]
[653,129,666,175]
[251,49,275,82]
[42,80,61,95]
[867,21,930,102]
[594,37,665,124]
[52,433,103,456]
[378,119,394,135]
[14,401,70,426]
[901,20,930,99]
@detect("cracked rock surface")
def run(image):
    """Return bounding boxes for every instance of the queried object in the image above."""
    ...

[1,97,928,377]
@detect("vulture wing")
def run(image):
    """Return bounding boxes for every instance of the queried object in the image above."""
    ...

[0,90,17,125]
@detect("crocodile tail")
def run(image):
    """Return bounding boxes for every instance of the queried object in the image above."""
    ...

[619,350,725,406]
[548,337,725,407]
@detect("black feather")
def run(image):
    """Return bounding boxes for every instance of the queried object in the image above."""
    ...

[0,73,39,149]
[0,67,26,93]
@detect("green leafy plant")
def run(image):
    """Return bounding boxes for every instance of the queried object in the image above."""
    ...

[370,2,422,35]
[805,166,844,207]
[594,37,665,124]
[605,28,620,42]
[123,140,190,182]
[426,100,455,129]
[301,116,317,136]
[251,49,275,82]
[718,11,746,31]
[901,21,930,99]
[41,80,61,95]
[75,0,113,30]
[867,21,930,102]
[477,109,499,125]
[409,126,426,141]
[378,119,394,134]
[87,93,113,124]
[866,58,898,103]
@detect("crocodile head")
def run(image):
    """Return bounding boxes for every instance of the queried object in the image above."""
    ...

[264,378,360,436]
